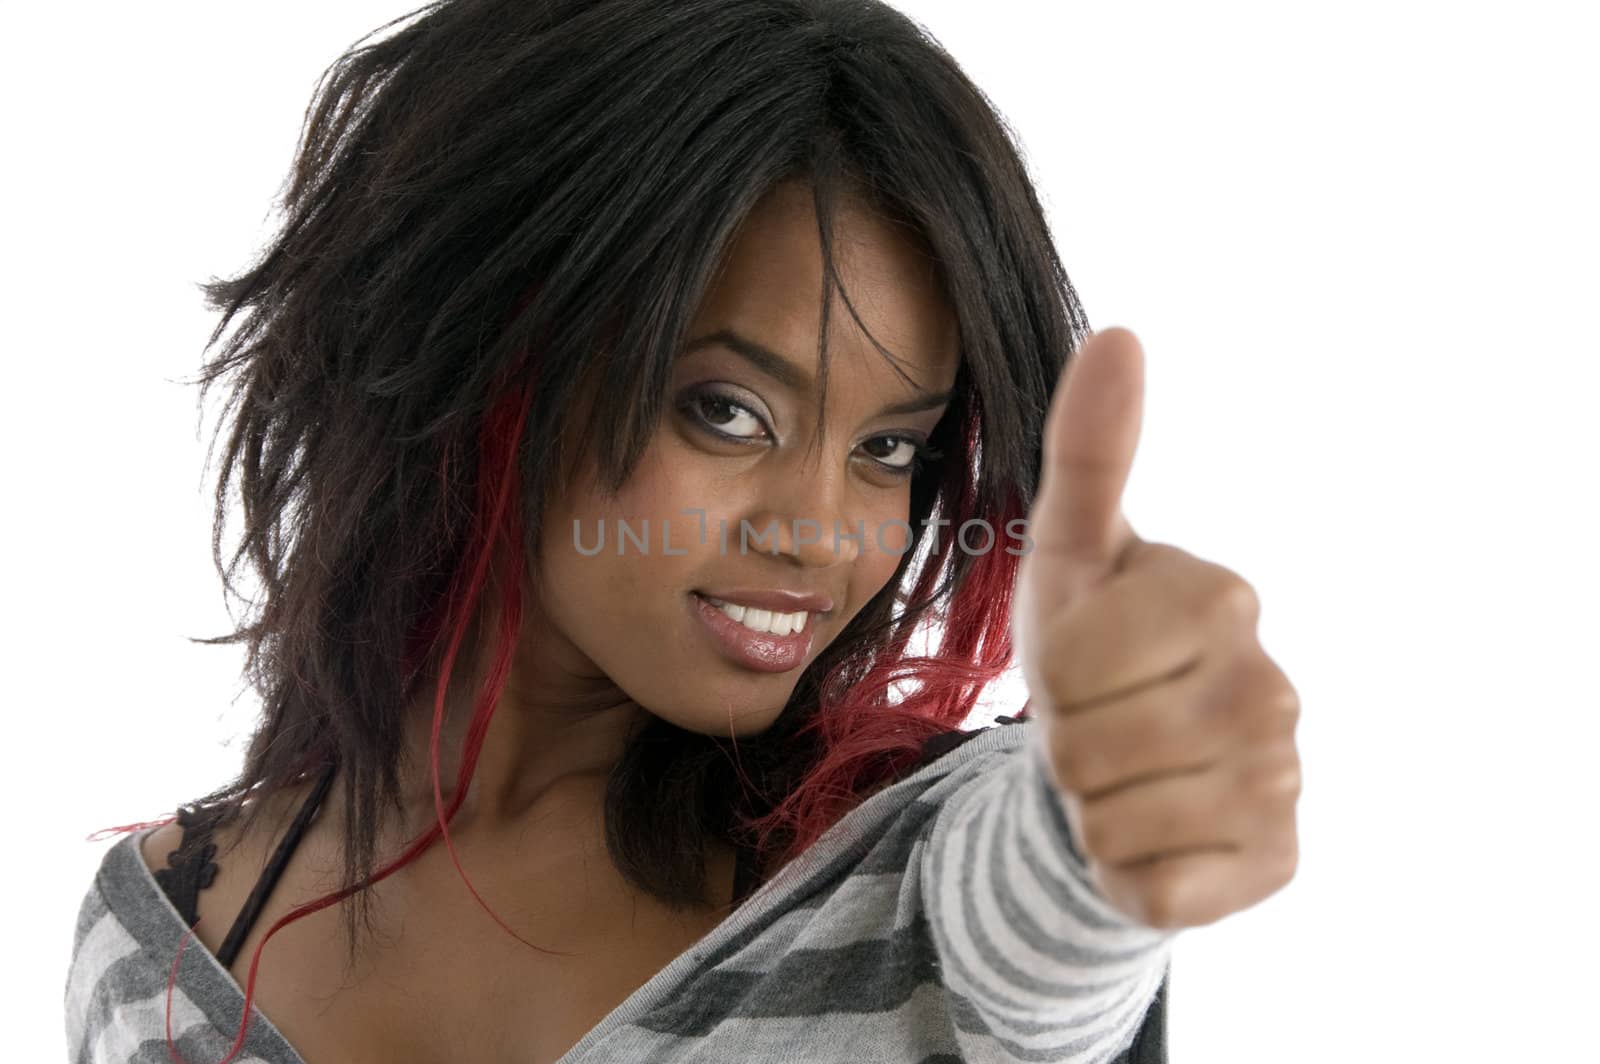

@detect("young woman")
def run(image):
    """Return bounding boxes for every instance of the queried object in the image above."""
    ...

[65,1,1302,1062]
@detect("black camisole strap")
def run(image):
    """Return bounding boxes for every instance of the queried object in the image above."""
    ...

[153,761,337,969]
[216,761,338,968]
[158,724,1026,949]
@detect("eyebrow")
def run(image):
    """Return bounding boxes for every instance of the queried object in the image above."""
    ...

[680,328,952,416]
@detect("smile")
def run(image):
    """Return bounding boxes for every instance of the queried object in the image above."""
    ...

[700,595,809,635]
[689,592,816,673]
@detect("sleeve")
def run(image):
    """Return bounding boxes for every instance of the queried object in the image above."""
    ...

[64,872,112,1063]
[920,723,1178,1063]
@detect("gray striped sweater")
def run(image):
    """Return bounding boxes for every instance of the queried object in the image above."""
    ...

[64,719,1176,1062]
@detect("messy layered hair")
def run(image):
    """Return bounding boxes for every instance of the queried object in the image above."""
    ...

[96,0,1094,1057]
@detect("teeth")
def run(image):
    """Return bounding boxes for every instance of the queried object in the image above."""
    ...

[705,596,808,636]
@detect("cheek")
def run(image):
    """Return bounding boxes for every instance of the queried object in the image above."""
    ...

[530,425,919,729]
[543,445,715,608]
[841,492,916,613]
[533,439,730,694]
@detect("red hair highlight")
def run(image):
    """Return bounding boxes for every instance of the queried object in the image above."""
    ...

[729,397,1033,872]
[91,352,554,1063]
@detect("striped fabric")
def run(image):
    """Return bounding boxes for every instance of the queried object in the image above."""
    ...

[64,719,1176,1063]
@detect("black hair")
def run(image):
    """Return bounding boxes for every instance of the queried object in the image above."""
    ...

[169,0,1089,976]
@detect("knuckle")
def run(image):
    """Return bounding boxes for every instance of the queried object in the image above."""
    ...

[1257,659,1302,728]
[1260,837,1300,898]
[1280,838,1301,885]
[1242,744,1302,802]
[1077,807,1118,860]
[1268,757,1303,801]
[1271,680,1302,730]
[1054,739,1097,793]
[1281,758,1304,802]
[1277,844,1300,888]
[1136,865,1189,929]
[1210,572,1261,628]
[1034,612,1093,710]
[1230,657,1300,739]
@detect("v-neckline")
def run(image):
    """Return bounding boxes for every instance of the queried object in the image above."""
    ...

[117,723,1020,1063]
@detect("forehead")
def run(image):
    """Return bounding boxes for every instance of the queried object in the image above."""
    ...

[689,181,961,388]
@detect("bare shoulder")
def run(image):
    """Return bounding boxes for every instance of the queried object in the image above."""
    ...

[135,781,323,961]
[137,818,186,877]
[136,788,286,877]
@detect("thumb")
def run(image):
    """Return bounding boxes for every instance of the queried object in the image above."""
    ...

[1029,326,1146,594]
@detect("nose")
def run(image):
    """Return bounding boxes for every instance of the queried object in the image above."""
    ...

[744,450,861,568]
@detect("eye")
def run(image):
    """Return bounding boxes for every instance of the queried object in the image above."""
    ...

[677,385,944,478]
[861,434,943,478]
[679,387,771,442]
[861,435,919,470]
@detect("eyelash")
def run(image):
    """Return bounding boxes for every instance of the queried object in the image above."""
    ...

[678,388,945,479]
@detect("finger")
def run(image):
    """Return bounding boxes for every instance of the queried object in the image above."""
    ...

[1065,739,1302,866]
[1043,657,1217,799]
[1045,649,1300,799]
[1031,543,1249,713]
[1031,326,1147,577]
[1088,821,1301,930]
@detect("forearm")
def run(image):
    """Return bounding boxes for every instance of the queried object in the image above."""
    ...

[921,726,1176,1061]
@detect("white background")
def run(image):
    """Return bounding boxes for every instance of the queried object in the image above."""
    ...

[7,2,1596,1060]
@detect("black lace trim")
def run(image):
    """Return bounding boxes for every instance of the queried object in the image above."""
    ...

[150,802,228,928]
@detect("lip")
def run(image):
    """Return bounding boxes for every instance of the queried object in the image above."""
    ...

[690,591,817,673]
[694,587,835,614]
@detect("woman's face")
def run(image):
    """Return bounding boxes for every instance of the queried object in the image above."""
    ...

[536,181,961,737]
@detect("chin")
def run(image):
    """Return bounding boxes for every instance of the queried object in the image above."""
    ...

[654,692,788,740]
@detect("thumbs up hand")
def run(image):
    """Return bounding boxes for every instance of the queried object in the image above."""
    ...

[1013,327,1302,930]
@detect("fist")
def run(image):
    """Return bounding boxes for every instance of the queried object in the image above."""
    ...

[1014,327,1302,930]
